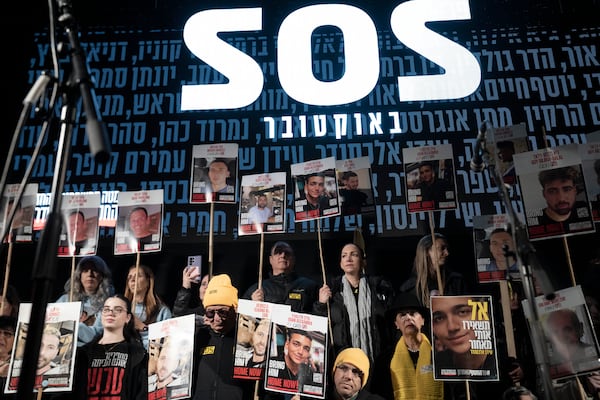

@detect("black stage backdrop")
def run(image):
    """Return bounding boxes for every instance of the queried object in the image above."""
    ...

[1,0,600,306]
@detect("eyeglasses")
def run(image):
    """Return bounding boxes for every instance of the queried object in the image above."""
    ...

[336,364,364,379]
[102,306,126,315]
[205,308,230,320]
[0,329,14,338]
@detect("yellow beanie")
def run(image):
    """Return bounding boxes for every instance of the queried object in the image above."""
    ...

[202,274,238,309]
[333,348,370,388]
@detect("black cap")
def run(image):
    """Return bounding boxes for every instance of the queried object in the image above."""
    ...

[387,292,429,319]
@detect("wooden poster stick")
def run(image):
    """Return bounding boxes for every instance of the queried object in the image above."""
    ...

[499,280,517,358]
[317,219,334,346]
[68,255,76,301]
[208,202,214,279]
[258,231,264,290]
[562,237,577,286]
[0,242,13,315]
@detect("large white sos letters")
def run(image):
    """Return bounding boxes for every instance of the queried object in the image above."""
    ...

[181,0,481,111]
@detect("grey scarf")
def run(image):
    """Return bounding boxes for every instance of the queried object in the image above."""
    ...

[342,276,374,361]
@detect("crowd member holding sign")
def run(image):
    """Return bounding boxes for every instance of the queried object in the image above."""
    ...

[243,241,319,313]
[315,243,393,364]
[191,274,253,400]
[372,292,443,400]
[124,264,172,349]
[56,255,115,346]
[71,294,147,400]
[173,266,209,329]
[330,347,384,400]
[399,234,468,308]
[537,166,591,228]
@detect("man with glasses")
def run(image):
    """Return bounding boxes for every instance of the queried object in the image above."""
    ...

[243,241,318,313]
[191,274,253,400]
[331,347,384,400]
[537,166,592,232]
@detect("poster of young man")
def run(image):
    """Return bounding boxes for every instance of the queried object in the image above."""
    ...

[265,311,328,398]
[291,157,340,222]
[485,122,529,186]
[114,189,164,254]
[403,144,458,212]
[0,183,38,243]
[238,172,286,235]
[189,143,238,204]
[523,285,600,379]
[147,314,195,400]
[513,144,595,240]
[6,302,80,393]
[578,140,600,222]
[57,192,100,257]
[233,299,290,380]
[431,295,499,381]
[335,156,376,216]
[473,214,522,283]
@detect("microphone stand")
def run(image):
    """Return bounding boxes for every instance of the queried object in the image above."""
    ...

[479,146,557,399]
[16,0,110,397]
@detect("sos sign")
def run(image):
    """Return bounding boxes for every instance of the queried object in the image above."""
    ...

[181,0,481,110]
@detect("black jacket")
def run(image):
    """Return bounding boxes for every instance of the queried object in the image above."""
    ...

[313,274,394,363]
[243,271,319,313]
[173,286,205,329]
[192,326,254,400]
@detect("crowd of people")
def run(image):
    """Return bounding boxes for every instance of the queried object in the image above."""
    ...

[0,234,599,400]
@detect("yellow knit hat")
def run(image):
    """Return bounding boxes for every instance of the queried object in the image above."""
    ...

[333,348,370,388]
[202,274,238,309]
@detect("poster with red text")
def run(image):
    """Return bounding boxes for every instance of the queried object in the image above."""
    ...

[147,314,195,400]
[57,192,100,257]
[238,172,287,235]
[233,300,290,380]
[265,311,328,398]
[403,144,457,212]
[523,285,600,379]
[291,157,340,222]
[114,189,164,254]
[513,144,595,240]
[0,183,38,243]
[189,143,238,204]
[6,302,80,393]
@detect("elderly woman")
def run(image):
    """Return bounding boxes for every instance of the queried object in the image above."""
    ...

[56,255,114,346]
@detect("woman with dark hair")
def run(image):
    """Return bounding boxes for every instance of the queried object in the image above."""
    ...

[71,294,147,400]
[124,264,172,349]
[0,284,20,318]
[315,243,394,365]
[56,255,115,346]
[399,233,467,308]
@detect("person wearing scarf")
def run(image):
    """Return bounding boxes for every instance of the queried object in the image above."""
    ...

[314,243,394,367]
[388,292,443,400]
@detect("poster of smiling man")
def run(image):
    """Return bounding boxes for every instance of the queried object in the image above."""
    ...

[513,144,595,240]
[238,172,287,235]
[403,144,458,212]
[291,157,340,221]
[114,189,164,254]
[431,295,499,381]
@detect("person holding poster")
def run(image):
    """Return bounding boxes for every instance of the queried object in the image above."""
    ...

[431,295,499,380]
[71,294,148,400]
[191,274,253,400]
[243,241,318,313]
